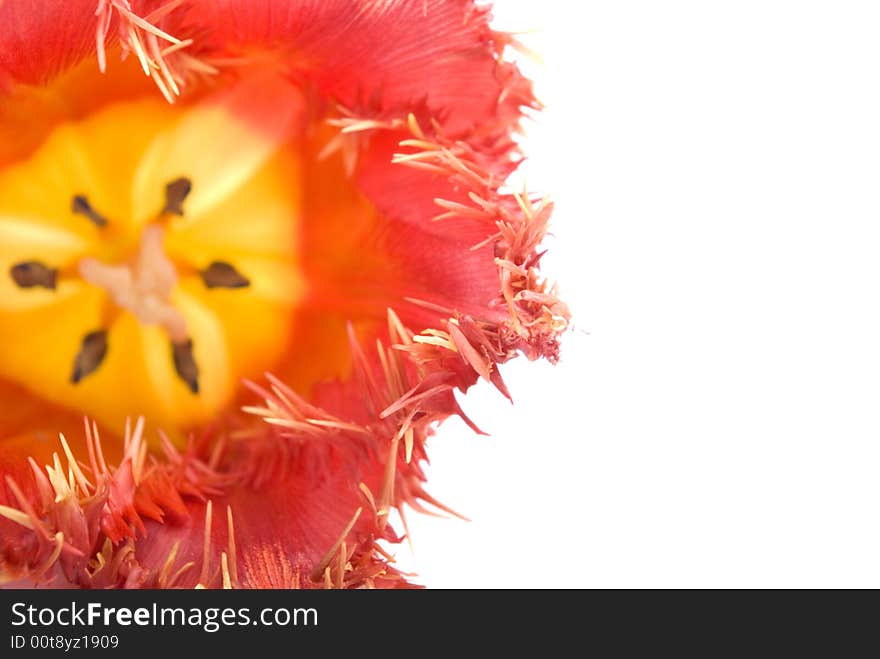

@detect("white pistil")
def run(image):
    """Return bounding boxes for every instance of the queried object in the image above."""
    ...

[78,225,188,342]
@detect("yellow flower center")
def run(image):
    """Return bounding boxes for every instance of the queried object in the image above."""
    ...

[0,82,305,436]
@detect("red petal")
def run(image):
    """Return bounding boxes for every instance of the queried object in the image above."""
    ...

[1,2,532,135]
[180,0,532,134]
[0,0,98,88]
[0,415,414,589]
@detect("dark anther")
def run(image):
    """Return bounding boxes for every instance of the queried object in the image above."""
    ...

[71,330,108,384]
[71,195,108,228]
[10,261,58,289]
[200,261,251,289]
[163,177,193,215]
[172,338,200,394]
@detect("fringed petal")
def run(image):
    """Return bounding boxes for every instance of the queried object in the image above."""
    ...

[177,0,535,135]
[0,411,418,589]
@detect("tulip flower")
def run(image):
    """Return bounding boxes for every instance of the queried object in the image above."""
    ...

[0,0,568,588]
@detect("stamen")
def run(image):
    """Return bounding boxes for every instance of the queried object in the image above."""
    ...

[163,177,192,215]
[10,261,58,289]
[71,195,108,228]
[172,338,199,393]
[71,330,109,384]
[200,261,251,289]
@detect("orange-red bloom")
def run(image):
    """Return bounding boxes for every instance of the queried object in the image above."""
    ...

[0,0,568,588]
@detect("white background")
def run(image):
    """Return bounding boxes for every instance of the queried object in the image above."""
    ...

[393,1,880,587]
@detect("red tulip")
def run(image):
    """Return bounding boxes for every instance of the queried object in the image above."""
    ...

[0,0,568,588]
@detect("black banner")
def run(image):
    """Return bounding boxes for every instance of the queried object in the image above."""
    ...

[2,589,580,651]
[0,589,871,651]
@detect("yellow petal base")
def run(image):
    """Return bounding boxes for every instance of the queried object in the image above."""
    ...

[0,86,304,437]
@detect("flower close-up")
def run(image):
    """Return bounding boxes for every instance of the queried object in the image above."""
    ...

[0,0,567,589]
